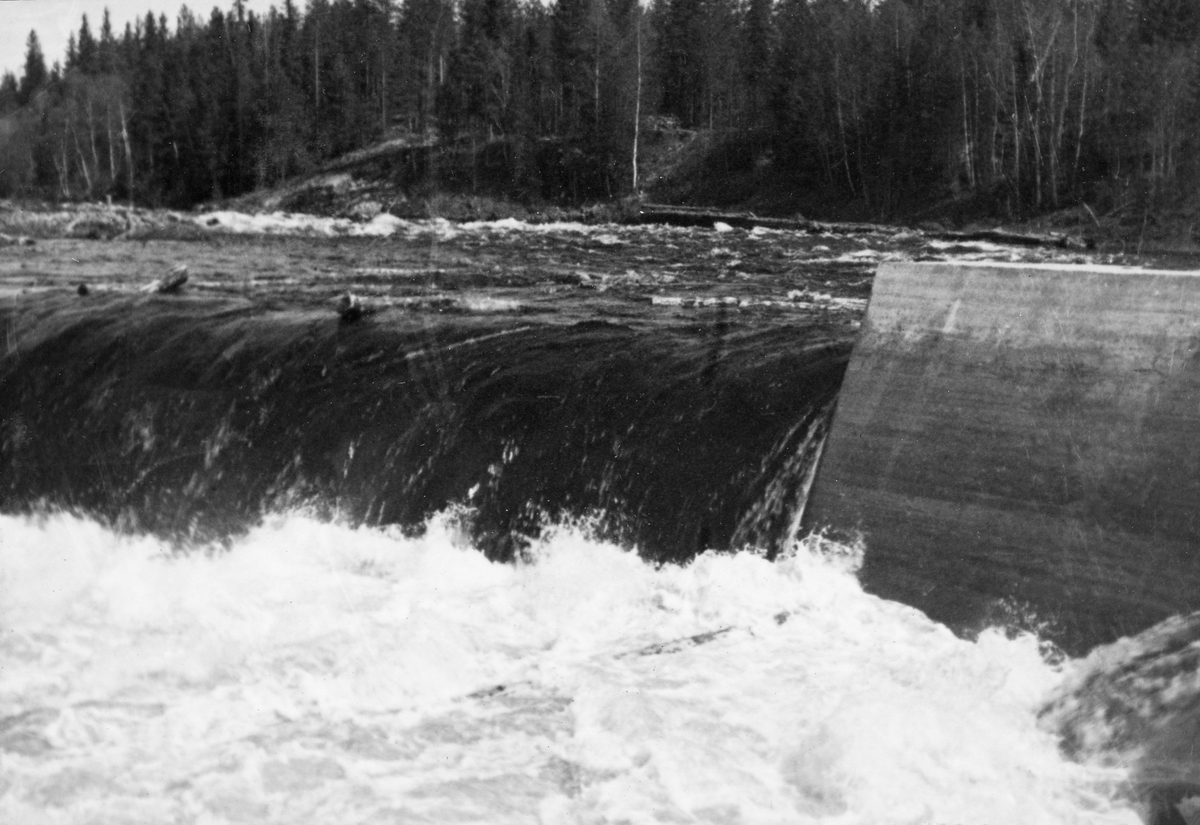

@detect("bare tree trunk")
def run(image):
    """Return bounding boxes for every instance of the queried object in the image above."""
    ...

[57,133,72,199]
[381,54,388,133]
[988,63,1001,182]
[961,55,976,189]
[106,104,118,185]
[87,99,101,189]
[836,98,854,193]
[1053,21,1076,199]
[632,11,641,192]
[594,39,601,134]
[74,127,94,196]
[53,152,68,199]
[423,57,435,133]
[834,57,854,194]
[119,98,134,202]
[1074,22,1091,188]
[263,16,270,85]
[1010,59,1021,201]
[1029,107,1043,207]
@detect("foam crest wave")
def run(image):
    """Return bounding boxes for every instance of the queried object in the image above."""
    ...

[0,512,1136,823]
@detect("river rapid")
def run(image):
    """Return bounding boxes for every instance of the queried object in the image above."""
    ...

[0,214,1191,823]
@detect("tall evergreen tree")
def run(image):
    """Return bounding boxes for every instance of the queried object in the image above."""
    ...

[399,0,456,133]
[0,73,19,114]
[78,15,99,73]
[18,32,48,105]
[446,0,518,138]
[98,9,119,74]
[739,0,774,128]
[554,0,615,137]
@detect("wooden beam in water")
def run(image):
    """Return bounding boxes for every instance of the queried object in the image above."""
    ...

[803,261,1200,654]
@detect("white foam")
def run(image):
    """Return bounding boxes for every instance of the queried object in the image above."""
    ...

[837,249,881,261]
[0,512,1137,824]
[195,210,628,240]
[929,238,1014,253]
[458,218,596,234]
[356,213,406,236]
[197,210,413,238]
[456,295,525,313]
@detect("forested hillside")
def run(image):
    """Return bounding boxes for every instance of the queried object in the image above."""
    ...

[0,0,1197,221]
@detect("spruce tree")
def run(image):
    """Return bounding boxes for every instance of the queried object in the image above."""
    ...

[0,73,18,114]
[18,32,48,105]
[78,15,99,73]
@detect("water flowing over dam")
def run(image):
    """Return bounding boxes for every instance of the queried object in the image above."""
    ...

[0,281,848,561]
[0,219,1195,824]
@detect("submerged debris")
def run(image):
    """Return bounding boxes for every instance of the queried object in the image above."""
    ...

[615,626,735,658]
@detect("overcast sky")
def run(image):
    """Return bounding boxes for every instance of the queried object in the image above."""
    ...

[0,0,277,78]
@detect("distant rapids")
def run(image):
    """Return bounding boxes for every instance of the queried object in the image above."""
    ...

[0,215,1192,823]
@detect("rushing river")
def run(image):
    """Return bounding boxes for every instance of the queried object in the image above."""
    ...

[0,215,1192,823]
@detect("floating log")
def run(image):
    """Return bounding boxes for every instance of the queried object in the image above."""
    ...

[615,627,734,658]
[636,203,1089,249]
[143,264,189,294]
[637,203,912,236]
[804,261,1200,655]
[928,227,1091,250]
[636,204,826,232]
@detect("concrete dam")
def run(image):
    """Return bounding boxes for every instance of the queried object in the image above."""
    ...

[805,260,1200,654]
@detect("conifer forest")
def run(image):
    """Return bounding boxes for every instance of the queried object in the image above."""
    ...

[0,0,1196,220]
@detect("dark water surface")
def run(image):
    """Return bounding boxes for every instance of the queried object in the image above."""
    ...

[1,225,880,554]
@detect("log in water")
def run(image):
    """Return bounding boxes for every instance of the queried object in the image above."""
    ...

[805,261,1200,654]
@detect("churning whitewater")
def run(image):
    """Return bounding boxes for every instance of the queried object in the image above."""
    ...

[0,510,1137,824]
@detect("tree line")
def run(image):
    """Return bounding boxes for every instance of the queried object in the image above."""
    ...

[0,0,1197,218]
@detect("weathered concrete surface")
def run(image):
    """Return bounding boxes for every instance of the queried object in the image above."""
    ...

[803,261,1200,653]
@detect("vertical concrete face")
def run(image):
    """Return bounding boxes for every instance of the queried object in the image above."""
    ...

[803,261,1200,653]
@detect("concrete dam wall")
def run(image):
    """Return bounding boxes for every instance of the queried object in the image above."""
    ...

[803,261,1200,653]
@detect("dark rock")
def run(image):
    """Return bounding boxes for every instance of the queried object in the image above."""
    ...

[337,292,364,323]
[1040,611,1200,825]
